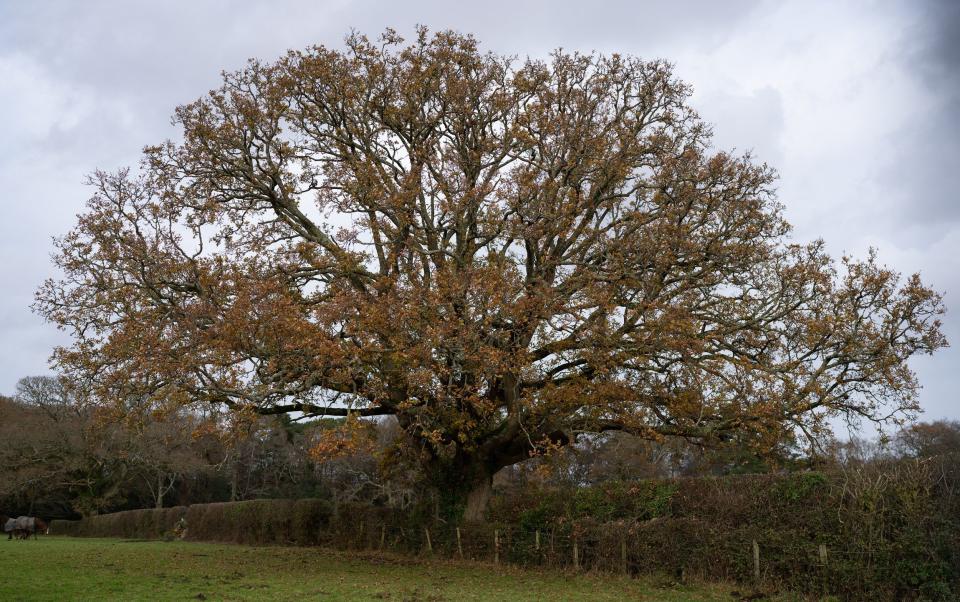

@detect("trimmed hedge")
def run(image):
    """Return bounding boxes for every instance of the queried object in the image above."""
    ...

[185,499,332,545]
[51,506,187,539]
[50,457,960,601]
[51,499,335,545]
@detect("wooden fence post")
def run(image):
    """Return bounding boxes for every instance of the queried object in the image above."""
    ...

[424,528,432,553]
[494,529,500,564]
[535,530,540,552]
[379,524,385,550]
[573,537,580,571]
[456,527,463,559]
[752,540,760,581]
[818,544,828,566]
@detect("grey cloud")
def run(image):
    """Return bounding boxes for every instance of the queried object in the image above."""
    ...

[886,114,960,227]
[693,86,785,168]
[341,0,763,54]
[885,0,960,226]
[914,0,960,87]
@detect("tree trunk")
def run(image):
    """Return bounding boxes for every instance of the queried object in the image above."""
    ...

[415,415,562,523]
[156,473,165,509]
[462,475,493,523]
[426,459,496,523]
[230,455,239,502]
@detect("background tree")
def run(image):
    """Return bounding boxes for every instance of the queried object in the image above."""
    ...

[121,412,211,509]
[0,376,126,517]
[0,375,338,516]
[893,420,960,459]
[218,414,319,502]
[0,388,79,517]
[35,28,946,520]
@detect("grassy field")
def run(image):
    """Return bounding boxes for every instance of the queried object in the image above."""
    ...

[0,536,760,601]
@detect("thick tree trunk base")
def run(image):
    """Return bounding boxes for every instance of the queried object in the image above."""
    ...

[427,465,495,523]
[462,476,492,523]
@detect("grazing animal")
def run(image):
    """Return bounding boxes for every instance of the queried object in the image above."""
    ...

[31,517,49,538]
[5,516,46,540]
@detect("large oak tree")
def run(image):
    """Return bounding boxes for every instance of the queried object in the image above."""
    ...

[36,29,946,520]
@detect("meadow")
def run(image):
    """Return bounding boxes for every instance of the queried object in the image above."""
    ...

[0,537,768,601]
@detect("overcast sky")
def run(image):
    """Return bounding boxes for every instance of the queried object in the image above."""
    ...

[1,0,957,426]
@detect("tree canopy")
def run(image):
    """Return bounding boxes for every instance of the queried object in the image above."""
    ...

[36,28,946,520]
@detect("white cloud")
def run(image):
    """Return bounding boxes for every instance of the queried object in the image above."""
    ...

[0,54,93,146]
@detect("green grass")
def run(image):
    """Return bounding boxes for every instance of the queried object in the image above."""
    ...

[0,536,757,601]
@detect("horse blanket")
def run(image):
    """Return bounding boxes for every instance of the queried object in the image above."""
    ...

[5,517,35,532]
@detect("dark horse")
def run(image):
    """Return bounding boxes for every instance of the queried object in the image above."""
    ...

[4,516,47,540]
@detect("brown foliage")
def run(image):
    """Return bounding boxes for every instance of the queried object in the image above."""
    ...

[35,28,947,515]
[895,420,960,458]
